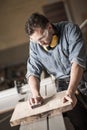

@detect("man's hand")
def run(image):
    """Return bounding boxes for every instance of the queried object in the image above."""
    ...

[28,76,44,108]
[64,63,83,108]
[63,91,77,108]
[29,96,44,108]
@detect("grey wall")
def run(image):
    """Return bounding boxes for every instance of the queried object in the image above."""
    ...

[0,42,29,68]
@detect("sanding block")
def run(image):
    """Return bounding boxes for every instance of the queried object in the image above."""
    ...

[31,102,42,109]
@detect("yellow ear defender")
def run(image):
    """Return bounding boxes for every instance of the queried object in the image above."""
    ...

[50,35,58,48]
[43,35,58,51]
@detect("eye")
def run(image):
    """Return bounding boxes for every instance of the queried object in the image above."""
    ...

[38,40,45,45]
[38,35,45,41]
[39,39,43,43]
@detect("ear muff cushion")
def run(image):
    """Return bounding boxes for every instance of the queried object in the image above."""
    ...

[50,35,58,48]
[43,35,58,51]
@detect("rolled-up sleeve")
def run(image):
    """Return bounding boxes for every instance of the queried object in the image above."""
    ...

[67,23,86,68]
[26,42,44,80]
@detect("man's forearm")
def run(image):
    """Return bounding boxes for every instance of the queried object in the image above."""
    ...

[67,62,84,96]
[28,76,41,97]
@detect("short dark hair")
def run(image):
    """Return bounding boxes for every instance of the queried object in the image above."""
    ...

[25,13,49,35]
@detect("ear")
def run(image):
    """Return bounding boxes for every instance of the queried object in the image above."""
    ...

[46,23,52,30]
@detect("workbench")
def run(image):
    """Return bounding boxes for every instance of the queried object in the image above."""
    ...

[19,114,66,130]
[10,77,73,130]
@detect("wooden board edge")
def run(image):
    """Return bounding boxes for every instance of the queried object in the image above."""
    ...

[10,102,73,127]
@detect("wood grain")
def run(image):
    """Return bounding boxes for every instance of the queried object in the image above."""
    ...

[10,90,73,126]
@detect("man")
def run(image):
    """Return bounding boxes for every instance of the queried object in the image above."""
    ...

[25,13,87,130]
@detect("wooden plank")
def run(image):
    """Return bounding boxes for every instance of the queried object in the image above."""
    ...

[19,77,57,130]
[20,77,56,97]
[0,88,19,114]
[0,87,29,114]
[0,88,17,99]
[46,83,57,96]
[20,117,47,130]
[10,90,73,126]
[49,114,66,130]
[40,82,56,97]
[40,77,55,86]
[40,77,56,96]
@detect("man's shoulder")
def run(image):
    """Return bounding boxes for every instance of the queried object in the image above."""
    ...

[29,41,37,52]
[53,21,79,34]
[30,41,41,53]
[54,21,76,28]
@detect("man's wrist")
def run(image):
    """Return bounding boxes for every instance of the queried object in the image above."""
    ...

[32,92,41,98]
[66,89,75,97]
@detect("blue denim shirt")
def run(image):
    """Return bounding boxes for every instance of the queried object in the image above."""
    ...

[26,22,86,80]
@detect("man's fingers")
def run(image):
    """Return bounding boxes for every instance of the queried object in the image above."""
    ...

[35,96,43,104]
[63,95,73,103]
[63,94,77,108]
[29,96,43,108]
[35,98,39,104]
[29,98,35,105]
